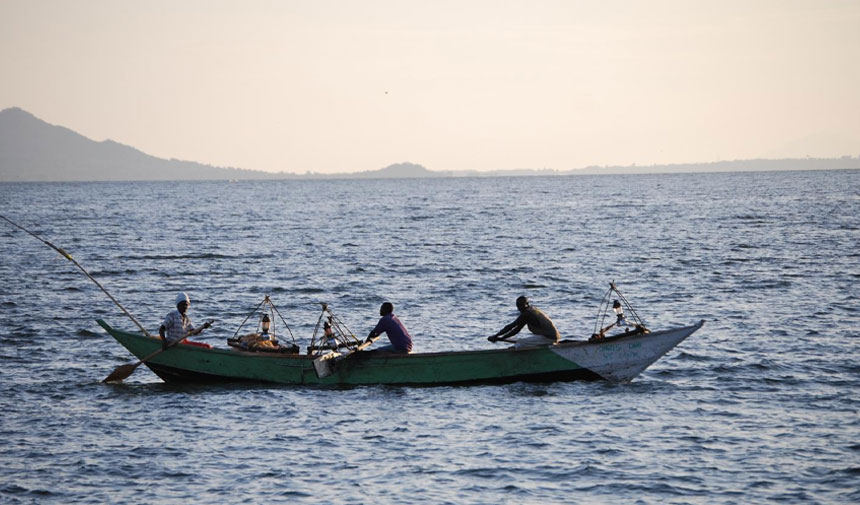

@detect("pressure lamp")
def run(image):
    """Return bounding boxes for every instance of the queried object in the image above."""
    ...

[261,314,271,335]
[613,300,626,324]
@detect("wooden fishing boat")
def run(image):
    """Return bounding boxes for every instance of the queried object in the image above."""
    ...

[97,319,704,385]
[2,216,703,386]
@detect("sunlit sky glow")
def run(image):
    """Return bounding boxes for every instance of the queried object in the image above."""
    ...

[2,0,859,173]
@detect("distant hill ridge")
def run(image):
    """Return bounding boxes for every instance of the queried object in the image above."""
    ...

[0,107,857,182]
[0,107,264,182]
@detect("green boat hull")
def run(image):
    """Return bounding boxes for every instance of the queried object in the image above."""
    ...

[97,319,704,385]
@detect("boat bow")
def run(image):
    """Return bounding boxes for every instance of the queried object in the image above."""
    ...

[550,320,705,382]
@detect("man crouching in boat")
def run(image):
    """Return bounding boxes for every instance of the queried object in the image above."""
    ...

[365,302,413,354]
[489,296,560,347]
[159,292,210,350]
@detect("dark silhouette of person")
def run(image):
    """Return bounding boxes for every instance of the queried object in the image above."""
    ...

[489,296,560,347]
[365,302,413,353]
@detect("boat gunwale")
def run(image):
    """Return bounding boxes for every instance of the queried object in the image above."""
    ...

[96,319,704,360]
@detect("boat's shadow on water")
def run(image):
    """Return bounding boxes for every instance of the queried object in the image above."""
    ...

[92,373,689,397]
[94,379,427,398]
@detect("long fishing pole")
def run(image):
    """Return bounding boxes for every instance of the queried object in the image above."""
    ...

[0,214,152,337]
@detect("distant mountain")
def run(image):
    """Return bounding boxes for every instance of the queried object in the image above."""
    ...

[342,162,444,178]
[1,107,857,182]
[0,107,276,182]
[568,158,860,175]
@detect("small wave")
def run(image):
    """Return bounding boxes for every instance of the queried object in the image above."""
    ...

[498,484,533,496]
[733,214,769,221]
[278,490,314,498]
[126,253,245,261]
[578,480,704,497]
[521,283,547,289]
[293,287,326,294]
[743,279,792,289]
[0,484,27,494]
[722,257,758,264]
[772,490,814,502]
[675,351,714,362]
[604,202,645,209]
[402,266,433,275]
[455,467,498,479]
[75,328,101,339]
[747,480,775,489]
[713,360,788,373]
[90,269,142,276]
[0,483,58,497]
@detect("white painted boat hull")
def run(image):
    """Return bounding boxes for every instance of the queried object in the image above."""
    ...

[551,320,705,382]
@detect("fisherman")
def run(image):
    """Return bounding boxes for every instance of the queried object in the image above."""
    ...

[365,302,413,353]
[159,292,210,350]
[489,296,560,347]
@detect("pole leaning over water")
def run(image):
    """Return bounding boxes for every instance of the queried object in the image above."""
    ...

[0,214,152,337]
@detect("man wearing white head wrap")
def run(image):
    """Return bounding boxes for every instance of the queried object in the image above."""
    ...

[159,292,210,349]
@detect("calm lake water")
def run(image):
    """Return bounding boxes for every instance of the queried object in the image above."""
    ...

[1,170,858,504]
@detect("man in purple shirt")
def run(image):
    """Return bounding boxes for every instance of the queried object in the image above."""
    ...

[365,302,413,353]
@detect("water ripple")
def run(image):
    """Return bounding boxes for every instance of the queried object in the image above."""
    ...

[1,171,859,504]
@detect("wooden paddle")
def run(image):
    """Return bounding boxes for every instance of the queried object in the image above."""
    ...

[313,335,380,379]
[102,320,213,383]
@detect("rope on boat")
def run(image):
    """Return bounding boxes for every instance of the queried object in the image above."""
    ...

[267,297,296,344]
[307,303,361,355]
[592,281,646,337]
[612,282,645,324]
[0,214,153,337]
[231,297,269,339]
[231,295,297,345]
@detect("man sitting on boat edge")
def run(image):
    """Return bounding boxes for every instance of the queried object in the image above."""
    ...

[159,292,210,350]
[489,296,560,347]
[364,302,413,354]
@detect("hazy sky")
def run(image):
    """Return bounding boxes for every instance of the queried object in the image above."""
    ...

[2,0,859,174]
